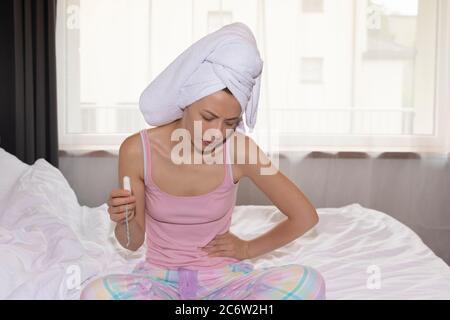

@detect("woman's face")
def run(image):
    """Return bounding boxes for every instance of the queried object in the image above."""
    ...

[183,89,242,152]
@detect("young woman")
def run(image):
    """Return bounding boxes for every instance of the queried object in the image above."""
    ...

[80,23,325,300]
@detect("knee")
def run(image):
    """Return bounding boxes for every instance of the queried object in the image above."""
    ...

[286,265,326,300]
[303,266,326,299]
[80,277,111,300]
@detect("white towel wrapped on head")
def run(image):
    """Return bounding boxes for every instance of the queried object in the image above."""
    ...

[139,22,264,133]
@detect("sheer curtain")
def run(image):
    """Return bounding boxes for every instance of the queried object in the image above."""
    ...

[253,0,450,155]
[56,0,449,155]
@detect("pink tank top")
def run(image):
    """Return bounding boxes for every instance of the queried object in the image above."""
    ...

[139,129,240,271]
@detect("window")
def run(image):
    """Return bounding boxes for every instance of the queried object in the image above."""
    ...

[57,0,152,149]
[207,11,233,33]
[56,0,449,152]
[302,0,324,13]
[299,57,324,83]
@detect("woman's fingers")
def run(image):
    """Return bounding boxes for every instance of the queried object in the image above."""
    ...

[106,188,137,223]
[203,238,228,248]
[207,249,230,257]
[203,243,232,252]
[111,189,132,198]
[109,195,135,207]
[107,189,132,206]
[109,208,136,223]
[109,202,136,215]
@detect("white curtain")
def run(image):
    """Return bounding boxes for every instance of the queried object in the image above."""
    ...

[57,0,450,155]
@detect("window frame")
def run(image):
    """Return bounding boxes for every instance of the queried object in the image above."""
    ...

[56,0,450,153]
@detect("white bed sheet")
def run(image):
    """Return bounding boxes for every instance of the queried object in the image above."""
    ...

[1,157,449,299]
[233,205,450,299]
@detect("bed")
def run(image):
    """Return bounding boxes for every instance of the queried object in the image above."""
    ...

[1,147,450,300]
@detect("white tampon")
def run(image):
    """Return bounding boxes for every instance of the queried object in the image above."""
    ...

[123,176,131,247]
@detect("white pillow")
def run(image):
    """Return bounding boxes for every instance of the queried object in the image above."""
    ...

[0,147,29,212]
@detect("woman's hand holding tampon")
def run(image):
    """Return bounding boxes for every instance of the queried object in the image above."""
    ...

[107,188,136,223]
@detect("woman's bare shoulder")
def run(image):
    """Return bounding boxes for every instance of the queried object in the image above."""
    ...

[118,130,149,181]
[230,131,272,180]
[227,131,256,182]
[120,127,163,160]
[120,131,144,156]
[229,131,260,163]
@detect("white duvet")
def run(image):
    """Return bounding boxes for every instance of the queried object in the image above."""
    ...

[1,157,450,299]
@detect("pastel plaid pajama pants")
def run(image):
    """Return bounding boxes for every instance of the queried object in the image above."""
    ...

[80,260,326,300]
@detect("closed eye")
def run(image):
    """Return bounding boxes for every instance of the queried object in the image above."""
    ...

[202,115,239,127]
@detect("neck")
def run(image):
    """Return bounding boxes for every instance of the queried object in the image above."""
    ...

[166,118,207,160]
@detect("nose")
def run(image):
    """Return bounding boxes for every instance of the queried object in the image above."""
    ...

[204,120,226,138]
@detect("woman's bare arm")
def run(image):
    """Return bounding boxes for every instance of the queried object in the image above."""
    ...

[116,135,146,251]
[233,133,319,259]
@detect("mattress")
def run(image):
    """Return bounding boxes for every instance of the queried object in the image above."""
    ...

[1,155,449,299]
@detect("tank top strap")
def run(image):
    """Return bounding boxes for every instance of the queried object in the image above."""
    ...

[139,129,151,186]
